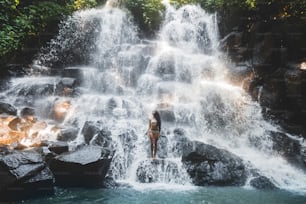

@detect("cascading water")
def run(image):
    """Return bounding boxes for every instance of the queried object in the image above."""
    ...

[4,1,306,193]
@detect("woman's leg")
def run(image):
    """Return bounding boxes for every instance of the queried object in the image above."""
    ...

[149,132,154,158]
[153,133,160,159]
[153,139,157,159]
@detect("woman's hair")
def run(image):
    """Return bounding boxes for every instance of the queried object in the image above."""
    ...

[153,110,161,131]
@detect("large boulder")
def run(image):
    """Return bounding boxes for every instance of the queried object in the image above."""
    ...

[49,145,113,187]
[182,141,247,186]
[0,149,54,201]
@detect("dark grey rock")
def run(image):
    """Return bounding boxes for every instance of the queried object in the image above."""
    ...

[159,108,175,122]
[250,176,278,190]
[20,107,35,117]
[57,127,79,142]
[182,141,247,186]
[81,121,100,144]
[48,141,69,155]
[0,150,54,201]
[171,128,192,157]
[157,135,168,159]
[49,145,113,187]
[0,102,17,115]
[91,128,112,148]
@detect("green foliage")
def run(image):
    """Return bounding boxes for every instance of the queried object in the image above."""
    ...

[1,0,305,64]
[74,0,97,10]
[123,0,305,36]
[0,0,99,64]
[124,0,165,36]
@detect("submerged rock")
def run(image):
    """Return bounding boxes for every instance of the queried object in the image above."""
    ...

[182,141,247,186]
[49,145,113,187]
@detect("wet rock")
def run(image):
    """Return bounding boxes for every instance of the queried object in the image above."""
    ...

[107,98,117,114]
[17,84,55,98]
[48,141,69,155]
[250,176,278,190]
[20,107,35,117]
[91,128,112,148]
[0,102,17,115]
[63,67,83,79]
[227,63,253,85]
[57,127,79,142]
[158,108,175,122]
[49,145,113,187]
[55,77,80,96]
[101,176,121,189]
[0,149,54,201]
[136,159,179,183]
[270,131,301,157]
[182,141,247,186]
[219,31,247,63]
[157,135,168,159]
[1,167,54,201]
[81,121,100,144]
[171,128,192,157]
[269,131,305,169]
[155,54,176,79]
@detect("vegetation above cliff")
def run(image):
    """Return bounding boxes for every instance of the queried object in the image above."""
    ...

[0,0,305,65]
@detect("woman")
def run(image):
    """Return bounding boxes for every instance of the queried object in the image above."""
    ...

[148,110,161,159]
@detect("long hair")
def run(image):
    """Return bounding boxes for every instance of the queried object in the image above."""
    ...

[153,110,161,131]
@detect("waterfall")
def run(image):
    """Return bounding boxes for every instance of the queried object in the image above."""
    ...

[4,1,306,193]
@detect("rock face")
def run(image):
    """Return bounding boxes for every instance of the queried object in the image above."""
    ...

[221,19,306,139]
[182,141,247,186]
[269,131,305,170]
[49,145,113,187]
[0,149,54,201]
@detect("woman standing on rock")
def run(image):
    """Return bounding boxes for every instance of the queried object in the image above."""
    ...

[148,110,161,159]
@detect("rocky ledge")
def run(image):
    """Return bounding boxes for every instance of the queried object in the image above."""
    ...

[0,144,114,202]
